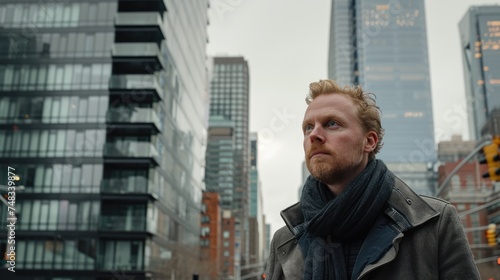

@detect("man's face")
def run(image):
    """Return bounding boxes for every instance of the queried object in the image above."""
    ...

[302,93,375,186]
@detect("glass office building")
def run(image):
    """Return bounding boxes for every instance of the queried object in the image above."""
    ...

[249,133,259,219]
[207,56,251,274]
[328,0,436,194]
[459,6,500,140]
[248,132,265,268]
[205,116,235,209]
[208,56,250,216]
[0,1,209,279]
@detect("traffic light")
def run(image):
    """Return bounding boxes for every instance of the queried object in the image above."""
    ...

[486,223,498,247]
[479,141,500,181]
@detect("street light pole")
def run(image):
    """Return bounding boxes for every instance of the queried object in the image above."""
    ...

[435,135,493,197]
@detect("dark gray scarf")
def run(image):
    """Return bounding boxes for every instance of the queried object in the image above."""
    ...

[299,159,394,280]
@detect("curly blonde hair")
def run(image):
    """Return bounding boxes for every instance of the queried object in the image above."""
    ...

[306,79,384,160]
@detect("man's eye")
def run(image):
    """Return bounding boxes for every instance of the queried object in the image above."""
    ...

[304,124,313,132]
[327,120,337,127]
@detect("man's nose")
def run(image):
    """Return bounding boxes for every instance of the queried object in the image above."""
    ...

[309,125,325,143]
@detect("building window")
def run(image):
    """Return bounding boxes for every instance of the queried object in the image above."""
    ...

[200,239,209,247]
[201,215,210,223]
[223,231,230,238]
[201,227,210,237]
[16,238,96,270]
[9,199,100,231]
[456,204,466,211]
[99,240,144,270]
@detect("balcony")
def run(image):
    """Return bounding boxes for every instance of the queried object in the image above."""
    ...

[113,43,164,61]
[103,142,160,164]
[106,107,162,132]
[101,177,159,197]
[115,12,164,26]
[112,42,165,73]
[118,0,167,13]
[108,74,164,100]
[115,12,166,45]
[99,215,146,231]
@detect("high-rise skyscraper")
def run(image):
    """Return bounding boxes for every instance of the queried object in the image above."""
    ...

[328,0,436,194]
[247,132,265,276]
[0,1,209,279]
[205,116,236,209]
[249,133,261,219]
[207,56,250,278]
[459,5,500,140]
[208,57,250,214]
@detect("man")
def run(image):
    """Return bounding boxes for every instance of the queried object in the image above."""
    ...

[265,79,480,280]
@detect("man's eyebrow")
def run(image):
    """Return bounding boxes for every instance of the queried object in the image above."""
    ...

[302,113,340,125]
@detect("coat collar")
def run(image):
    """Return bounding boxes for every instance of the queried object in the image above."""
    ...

[280,176,440,236]
[280,202,303,236]
[386,177,440,228]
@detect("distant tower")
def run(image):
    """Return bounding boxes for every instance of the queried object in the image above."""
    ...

[208,56,250,215]
[247,133,266,274]
[459,6,500,140]
[207,56,251,278]
[328,0,436,194]
[205,116,236,208]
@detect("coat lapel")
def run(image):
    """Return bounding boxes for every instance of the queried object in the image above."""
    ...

[356,178,440,279]
[277,238,305,280]
[388,177,440,228]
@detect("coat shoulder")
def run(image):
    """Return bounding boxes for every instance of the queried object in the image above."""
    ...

[272,225,296,248]
[419,195,452,212]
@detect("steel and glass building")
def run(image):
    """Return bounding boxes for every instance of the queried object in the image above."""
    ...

[0,1,209,279]
[249,133,260,219]
[328,0,436,194]
[205,116,235,209]
[247,132,265,276]
[208,56,250,215]
[459,5,500,140]
[207,56,250,277]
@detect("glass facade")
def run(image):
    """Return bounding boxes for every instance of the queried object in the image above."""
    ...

[207,56,251,276]
[328,0,356,86]
[0,0,209,279]
[247,133,266,272]
[328,0,435,194]
[459,6,500,140]
[328,0,435,164]
[208,57,250,214]
[205,117,235,209]
[249,133,259,218]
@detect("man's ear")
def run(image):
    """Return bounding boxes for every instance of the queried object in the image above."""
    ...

[364,131,378,153]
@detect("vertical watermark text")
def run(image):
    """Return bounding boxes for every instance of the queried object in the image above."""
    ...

[5,167,17,272]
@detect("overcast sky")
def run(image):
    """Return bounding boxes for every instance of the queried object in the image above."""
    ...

[206,0,500,235]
